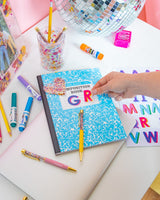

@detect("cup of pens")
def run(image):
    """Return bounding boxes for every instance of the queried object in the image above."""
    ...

[36,27,66,71]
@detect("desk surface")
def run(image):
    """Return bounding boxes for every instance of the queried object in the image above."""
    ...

[0,10,160,200]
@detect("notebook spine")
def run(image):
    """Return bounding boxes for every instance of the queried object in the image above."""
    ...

[37,75,61,154]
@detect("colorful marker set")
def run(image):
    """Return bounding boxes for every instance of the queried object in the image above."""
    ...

[0,75,42,143]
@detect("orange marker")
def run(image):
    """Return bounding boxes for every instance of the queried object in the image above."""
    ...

[80,43,104,60]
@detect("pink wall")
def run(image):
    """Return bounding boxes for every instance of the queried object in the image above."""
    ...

[138,0,160,30]
[10,0,56,33]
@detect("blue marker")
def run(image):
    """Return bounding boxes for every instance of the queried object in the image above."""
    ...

[19,97,33,132]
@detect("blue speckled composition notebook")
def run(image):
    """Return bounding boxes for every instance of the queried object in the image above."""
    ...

[37,68,127,155]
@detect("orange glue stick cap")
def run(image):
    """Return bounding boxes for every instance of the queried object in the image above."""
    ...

[80,43,104,60]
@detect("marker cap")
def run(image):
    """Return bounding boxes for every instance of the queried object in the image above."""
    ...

[17,75,28,87]
[11,93,17,107]
[97,53,104,60]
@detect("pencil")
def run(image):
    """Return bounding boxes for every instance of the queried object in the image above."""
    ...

[48,0,53,43]
[35,27,48,43]
[53,27,67,43]
[0,125,2,143]
[3,0,7,6]
[0,98,11,136]
[79,109,84,161]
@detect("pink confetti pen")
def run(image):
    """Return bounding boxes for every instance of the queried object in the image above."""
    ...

[21,149,76,172]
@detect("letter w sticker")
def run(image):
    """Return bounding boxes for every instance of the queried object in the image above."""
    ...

[143,131,158,143]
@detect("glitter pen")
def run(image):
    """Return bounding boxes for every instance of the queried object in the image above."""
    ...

[21,149,77,172]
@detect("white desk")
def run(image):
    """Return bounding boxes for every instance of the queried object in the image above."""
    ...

[0,11,160,200]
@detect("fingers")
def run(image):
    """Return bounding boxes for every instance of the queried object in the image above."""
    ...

[92,72,114,90]
[92,81,112,95]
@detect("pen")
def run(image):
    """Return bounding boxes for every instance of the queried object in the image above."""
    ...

[10,93,17,127]
[79,109,84,161]
[21,149,77,172]
[19,97,33,132]
[53,27,67,43]
[48,0,53,43]
[0,98,11,136]
[17,75,41,101]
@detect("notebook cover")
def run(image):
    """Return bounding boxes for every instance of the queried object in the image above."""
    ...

[37,68,127,155]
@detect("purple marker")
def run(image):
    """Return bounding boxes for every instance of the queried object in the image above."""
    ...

[17,75,41,101]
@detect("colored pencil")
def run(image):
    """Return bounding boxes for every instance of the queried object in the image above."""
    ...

[48,0,53,43]
[0,125,2,143]
[53,27,67,43]
[0,98,11,136]
[35,27,48,43]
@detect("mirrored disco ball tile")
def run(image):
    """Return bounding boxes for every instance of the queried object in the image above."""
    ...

[54,0,146,36]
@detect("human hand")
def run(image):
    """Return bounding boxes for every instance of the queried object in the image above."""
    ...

[91,71,138,101]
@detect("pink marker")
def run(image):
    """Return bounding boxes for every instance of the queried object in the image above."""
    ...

[114,30,132,48]
[21,149,77,172]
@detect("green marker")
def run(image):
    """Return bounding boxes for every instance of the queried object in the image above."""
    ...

[10,93,17,127]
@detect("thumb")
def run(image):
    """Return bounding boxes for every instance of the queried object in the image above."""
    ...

[92,82,112,95]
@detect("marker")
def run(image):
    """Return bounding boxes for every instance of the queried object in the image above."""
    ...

[80,43,104,60]
[19,97,33,132]
[10,93,17,127]
[17,75,41,101]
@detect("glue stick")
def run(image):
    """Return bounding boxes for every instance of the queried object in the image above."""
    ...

[80,43,104,60]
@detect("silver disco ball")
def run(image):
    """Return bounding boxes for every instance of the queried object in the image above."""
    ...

[54,0,146,36]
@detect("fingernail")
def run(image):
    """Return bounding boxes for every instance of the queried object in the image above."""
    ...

[116,96,123,101]
[91,89,97,95]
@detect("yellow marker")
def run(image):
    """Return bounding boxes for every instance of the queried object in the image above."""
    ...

[0,98,11,136]
[79,109,84,161]
[48,0,53,43]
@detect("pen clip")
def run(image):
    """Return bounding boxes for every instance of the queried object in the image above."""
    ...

[21,149,40,161]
